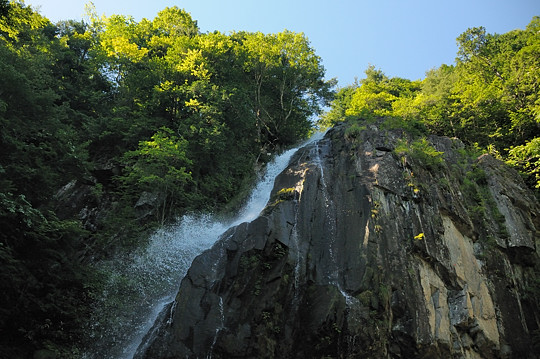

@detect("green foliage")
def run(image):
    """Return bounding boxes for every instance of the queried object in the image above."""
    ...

[0,11,107,355]
[0,192,97,356]
[324,17,540,196]
[319,84,357,128]
[0,2,334,356]
[122,127,193,221]
[276,187,296,200]
[267,187,298,209]
[344,121,367,140]
[0,0,8,17]
[380,116,427,137]
[239,30,335,147]
[357,290,375,307]
[345,66,422,120]
[507,137,540,188]
[453,149,510,241]
[395,138,444,171]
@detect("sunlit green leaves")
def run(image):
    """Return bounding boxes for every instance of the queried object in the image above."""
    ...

[324,17,540,194]
[152,6,198,38]
[507,137,540,188]
[0,4,333,353]
[395,138,444,171]
[124,127,192,189]
[0,1,49,44]
[240,30,334,146]
[342,66,420,119]
[122,127,192,217]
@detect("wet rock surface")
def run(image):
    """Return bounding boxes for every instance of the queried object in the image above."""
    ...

[139,123,540,358]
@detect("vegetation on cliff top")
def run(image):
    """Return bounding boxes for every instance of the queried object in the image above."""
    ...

[322,16,540,192]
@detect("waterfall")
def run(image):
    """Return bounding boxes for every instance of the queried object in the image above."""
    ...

[312,139,360,306]
[312,140,339,283]
[207,296,225,359]
[311,137,362,357]
[83,132,324,359]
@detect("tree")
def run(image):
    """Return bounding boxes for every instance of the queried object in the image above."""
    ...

[152,6,198,38]
[0,0,9,18]
[122,128,193,222]
[241,31,334,148]
[343,66,420,119]
[0,5,334,353]
[319,84,357,128]
[507,137,540,189]
[324,17,540,196]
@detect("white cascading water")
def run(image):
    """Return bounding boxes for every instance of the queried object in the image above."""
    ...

[83,131,325,359]
[312,141,359,307]
[312,139,362,358]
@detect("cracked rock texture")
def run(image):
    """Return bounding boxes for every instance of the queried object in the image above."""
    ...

[139,123,540,358]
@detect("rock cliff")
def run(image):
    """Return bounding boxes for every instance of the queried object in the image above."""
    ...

[138,123,540,358]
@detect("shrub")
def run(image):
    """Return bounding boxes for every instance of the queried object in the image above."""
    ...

[395,138,444,171]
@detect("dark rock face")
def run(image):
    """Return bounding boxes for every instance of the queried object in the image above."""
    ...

[139,124,540,358]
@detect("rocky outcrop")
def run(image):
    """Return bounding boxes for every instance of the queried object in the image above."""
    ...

[139,123,540,358]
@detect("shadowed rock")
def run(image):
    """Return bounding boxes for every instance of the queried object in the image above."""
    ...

[138,123,540,359]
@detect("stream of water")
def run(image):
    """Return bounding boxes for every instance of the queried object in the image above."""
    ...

[312,139,362,304]
[83,132,324,359]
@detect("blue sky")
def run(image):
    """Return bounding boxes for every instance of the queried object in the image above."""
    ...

[26,0,539,85]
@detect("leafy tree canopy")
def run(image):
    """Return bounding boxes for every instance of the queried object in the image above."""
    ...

[0,2,333,356]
